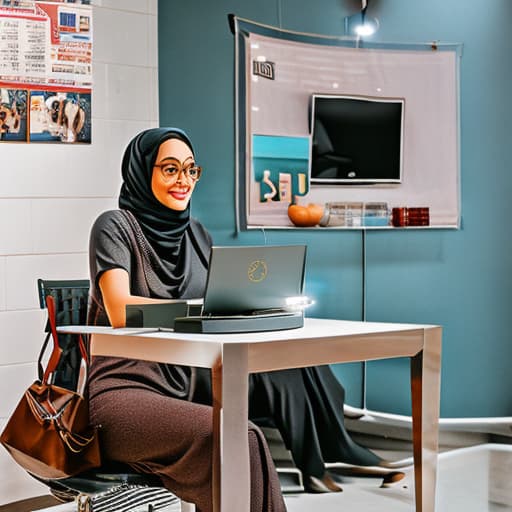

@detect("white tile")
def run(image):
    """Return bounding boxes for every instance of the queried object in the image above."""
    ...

[0,200,32,255]
[0,144,40,196]
[148,0,157,16]
[148,67,159,121]
[4,254,89,311]
[105,63,156,121]
[0,143,95,197]
[81,118,158,196]
[94,9,151,66]
[0,310,46,366]
[147,12,158,68]
[92,61,108,119]
[99,0,150,14]
[0,363,37,418]
[31,198,112,254]
[0,422,48,506]
[0,257,5,310]
[107,118,159,155]
[36,132,118,197]
[37,144,109,196]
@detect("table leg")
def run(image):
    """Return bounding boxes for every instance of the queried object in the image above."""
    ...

[212,343,250,512]
[410,327,442,512]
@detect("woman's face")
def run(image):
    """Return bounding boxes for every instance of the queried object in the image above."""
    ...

[151,138,199,211]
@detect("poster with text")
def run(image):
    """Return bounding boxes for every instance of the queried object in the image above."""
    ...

[0,0,92,143]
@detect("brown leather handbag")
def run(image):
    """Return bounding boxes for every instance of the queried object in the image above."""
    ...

[0,295,101,479]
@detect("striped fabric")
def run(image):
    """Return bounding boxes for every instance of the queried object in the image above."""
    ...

[77,484,180,512]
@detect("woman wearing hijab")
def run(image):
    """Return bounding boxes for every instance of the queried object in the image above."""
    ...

[88,128,285,512]
[87,128,381,511]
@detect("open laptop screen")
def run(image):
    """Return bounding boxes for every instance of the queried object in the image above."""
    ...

[202,245,307,316]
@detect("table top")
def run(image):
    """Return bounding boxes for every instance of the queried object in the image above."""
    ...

[58,318,440,372]
[58,317,437,344]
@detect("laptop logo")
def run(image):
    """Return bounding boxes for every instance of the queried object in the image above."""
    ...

[248,260,268,283]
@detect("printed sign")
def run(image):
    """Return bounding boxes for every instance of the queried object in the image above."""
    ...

[0,0,92,143]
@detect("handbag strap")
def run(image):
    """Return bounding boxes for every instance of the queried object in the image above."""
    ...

[42,295,88,386]
[37,332,52,382]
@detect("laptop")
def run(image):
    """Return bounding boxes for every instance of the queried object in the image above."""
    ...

[174,244,307,333]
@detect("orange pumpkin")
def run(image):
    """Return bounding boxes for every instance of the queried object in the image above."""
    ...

[288,203,324,227]
[306,203,324,225]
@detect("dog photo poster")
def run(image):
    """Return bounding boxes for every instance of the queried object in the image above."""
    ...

[29,91,91,143]
[0,88,28,142]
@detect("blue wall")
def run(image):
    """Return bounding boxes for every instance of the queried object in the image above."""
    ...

[158,0,512,417]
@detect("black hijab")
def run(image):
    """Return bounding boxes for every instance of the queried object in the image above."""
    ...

[118,127,194,257]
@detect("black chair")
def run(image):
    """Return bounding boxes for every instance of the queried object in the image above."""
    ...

[36,279,90,393]
[35,279,190,510]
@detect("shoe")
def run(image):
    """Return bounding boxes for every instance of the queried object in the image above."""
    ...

[326,464,406,489]
[305,473,343,493]
[322,473,343,492]
[380,471,406,488]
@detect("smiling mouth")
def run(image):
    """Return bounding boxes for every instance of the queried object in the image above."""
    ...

[169,189,189,200]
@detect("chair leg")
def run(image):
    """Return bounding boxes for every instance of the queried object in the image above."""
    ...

[181,500,196,512]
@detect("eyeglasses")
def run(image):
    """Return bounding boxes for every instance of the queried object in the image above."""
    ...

[154,158,202,182]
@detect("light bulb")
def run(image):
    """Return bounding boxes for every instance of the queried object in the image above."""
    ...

[354,22,376,36]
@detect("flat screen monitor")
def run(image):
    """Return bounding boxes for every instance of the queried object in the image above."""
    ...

[310,94,404,184]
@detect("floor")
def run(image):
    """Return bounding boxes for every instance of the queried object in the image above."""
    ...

[0,475,417,512]
[0,497,60,512]
[285,472,415,512]
[2,444,511,512]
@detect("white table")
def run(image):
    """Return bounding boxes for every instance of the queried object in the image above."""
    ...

[62,318,441,512]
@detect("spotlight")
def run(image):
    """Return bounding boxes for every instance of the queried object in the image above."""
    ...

[354,18,378,36]
[344,0,379,38]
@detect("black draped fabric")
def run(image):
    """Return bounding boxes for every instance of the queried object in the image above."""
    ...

[250,367,381,475]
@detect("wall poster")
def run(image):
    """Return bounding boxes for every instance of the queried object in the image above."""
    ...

[232,16,462,230]
[0,0,92,143]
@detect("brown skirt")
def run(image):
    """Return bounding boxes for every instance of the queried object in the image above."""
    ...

[89,388,286,512]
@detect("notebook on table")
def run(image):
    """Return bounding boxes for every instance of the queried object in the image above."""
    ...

[174,244,307,334]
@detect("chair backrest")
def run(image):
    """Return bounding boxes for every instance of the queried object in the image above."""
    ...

[37,279,90,391]
[37,279,90,327]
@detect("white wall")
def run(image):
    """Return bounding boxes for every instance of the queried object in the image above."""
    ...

[0,0,159,504]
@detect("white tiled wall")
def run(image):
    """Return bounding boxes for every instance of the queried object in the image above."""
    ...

[0,0,159,504]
